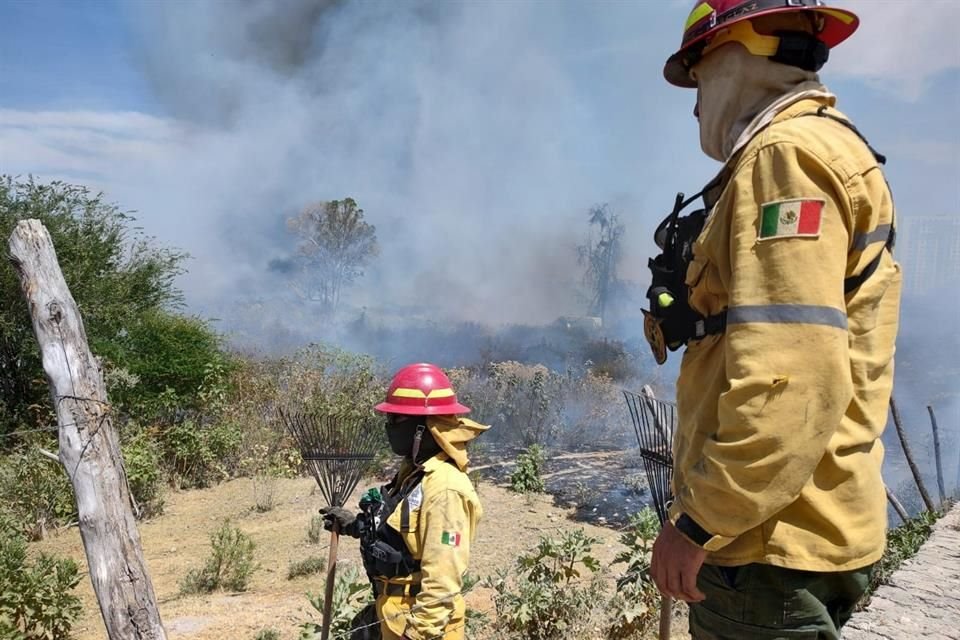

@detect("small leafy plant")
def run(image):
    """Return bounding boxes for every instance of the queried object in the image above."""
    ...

[181,520,258,594]
[608,508,662,638]
[300,565,373,639]
[0,515,82,639]
[509,444,546,494]
[488,528,605,639]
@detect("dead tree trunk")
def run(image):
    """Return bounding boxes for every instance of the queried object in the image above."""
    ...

[8,220,167,640]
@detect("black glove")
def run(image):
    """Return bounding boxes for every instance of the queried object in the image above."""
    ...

[319,506,361,538]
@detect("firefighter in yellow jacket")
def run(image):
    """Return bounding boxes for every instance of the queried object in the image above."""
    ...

[645,2,901,638]
[321,363,488,640]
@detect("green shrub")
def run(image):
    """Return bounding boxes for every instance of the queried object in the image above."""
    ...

[181,521,258,594]
[0,445,75,540]
[509,445,546,494]
[161,419,243,489]
[0,518,82,639]
[120,431,165,519]
[103,312,228,418]
[254,629,281,640]
[488,529,605,639]
[608,508,661,638]
[287,555,327,580]
[300,565,373,639]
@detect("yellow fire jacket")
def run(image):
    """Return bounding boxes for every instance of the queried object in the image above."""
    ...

[669,97,902,571]
[375,451,482,640]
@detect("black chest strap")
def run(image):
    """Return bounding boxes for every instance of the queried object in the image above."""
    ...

[801,106,896,295]
[684,109,895,336]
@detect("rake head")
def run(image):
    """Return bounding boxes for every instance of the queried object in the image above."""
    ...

[623,386,677,526]
[279,409,381,508]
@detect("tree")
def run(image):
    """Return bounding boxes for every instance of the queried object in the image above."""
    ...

[577,204,625,323]
[286,198,379,312]
[0,177,220,439]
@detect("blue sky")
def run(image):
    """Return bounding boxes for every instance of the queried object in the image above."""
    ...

[2,1,959,495]
[1,0,958,330]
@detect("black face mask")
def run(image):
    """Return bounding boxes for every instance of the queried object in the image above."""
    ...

[384,415,441,462]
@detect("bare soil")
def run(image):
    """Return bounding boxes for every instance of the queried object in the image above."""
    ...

[34,457,690,639]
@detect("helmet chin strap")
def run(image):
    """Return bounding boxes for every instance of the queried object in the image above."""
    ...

[410,423,427,465]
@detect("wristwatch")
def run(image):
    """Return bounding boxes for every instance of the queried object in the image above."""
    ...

[671,512,733,552]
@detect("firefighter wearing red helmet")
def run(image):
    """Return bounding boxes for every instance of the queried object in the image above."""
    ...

[320,363,488,640]
[645,1,901,638]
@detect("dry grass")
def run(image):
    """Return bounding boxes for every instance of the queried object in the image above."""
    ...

[33,475,689,639]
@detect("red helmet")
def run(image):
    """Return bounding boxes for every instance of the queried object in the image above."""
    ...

[375,363,471,416]
[664,0,859,87]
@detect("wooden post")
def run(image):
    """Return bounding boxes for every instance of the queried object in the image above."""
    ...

[885,485,909,524]
[889,397,935,513]
[8,220,167,640]
[927,406,946,506]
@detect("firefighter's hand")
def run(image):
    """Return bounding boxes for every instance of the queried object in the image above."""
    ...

[319,506,360,538]
[651,521,707,603]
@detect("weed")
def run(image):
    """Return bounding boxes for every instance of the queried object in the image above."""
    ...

[463,572,490,636]
[509,444,546,494]
[0,517,82,639]
[254,629,280,640]
[306,515,325,544]
[121,431,166,519]
[0,444,75,540]
[180,520,259,594]
[608,508,661,638]
[622,473,647,497]
[300,565,373,639]
[488,528,605,639]
[162,420,243,489]
[253,473,278,513]
[571,480,597,507]
[288,556,327,580]
[865,508,941,599]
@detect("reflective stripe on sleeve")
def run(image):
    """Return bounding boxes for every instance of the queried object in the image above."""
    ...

[852,224,892,251]
[727,304,847,330]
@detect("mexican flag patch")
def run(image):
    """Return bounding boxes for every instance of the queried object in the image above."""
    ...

[759,199,824,240]
[440,531,461,547]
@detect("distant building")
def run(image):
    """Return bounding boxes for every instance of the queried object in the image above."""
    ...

[894,216,960,294]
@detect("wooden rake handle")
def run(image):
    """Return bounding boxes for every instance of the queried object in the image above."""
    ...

[659,594,672,640]
[321,523,340,640]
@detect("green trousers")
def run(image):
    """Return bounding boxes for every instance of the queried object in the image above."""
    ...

[689,563,873,640]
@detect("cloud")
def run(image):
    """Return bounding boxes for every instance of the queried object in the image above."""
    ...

[828,0,960,100]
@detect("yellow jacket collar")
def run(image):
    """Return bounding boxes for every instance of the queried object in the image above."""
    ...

[426,415,490,471]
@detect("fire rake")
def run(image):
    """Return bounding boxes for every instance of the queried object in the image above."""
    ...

[624,385,678,640]
[280,409,380,640]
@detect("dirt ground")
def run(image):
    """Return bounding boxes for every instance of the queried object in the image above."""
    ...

[34,469,690,639]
